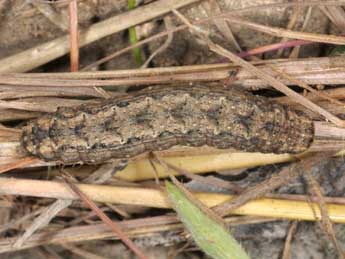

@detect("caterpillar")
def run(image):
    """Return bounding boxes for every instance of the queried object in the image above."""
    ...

[21,86,314,164]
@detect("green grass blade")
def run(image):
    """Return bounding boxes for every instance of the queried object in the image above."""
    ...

[166,181,250,259]
[128,0,142,65]
[330,45,345,57]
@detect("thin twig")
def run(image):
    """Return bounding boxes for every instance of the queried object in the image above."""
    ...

[267,63,345,107]
[61,174,148,259]
[276,2,303,57]
[223,15,345,45]
[320,6,345,33]
[212,153,333,217]
[69,0,79,71]
[141,16,174,68]
[152,153,243,193]
[237,39,312,59]
[289,6,313,58]
[32,0,69,31]
[12,161,126,248]
[206,0,242,51]
[282,221,298,259]
[304,169,345,258]
[0,207,45,235]
[0,214,274,253]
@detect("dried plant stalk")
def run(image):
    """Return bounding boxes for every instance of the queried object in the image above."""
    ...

[1,178,345,223]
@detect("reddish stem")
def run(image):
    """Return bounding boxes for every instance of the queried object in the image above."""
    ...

[237,39,312,58]
[62,175,148,259]
[69,0,79,72]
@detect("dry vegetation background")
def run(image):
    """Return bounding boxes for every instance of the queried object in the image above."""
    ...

[1,0,345,258]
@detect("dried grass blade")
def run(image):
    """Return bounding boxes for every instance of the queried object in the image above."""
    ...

[0,157,40,174]
[224,16,345,45]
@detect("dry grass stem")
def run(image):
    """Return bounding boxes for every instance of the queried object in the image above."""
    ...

[62,174,148,259]
[2,178,345,223]
[152,153,244,193]
[1,57,345,92]
[282,221,298,259]
[13,161,126,248]
[0,215,275,254]
[68,0,79,72]
[212,153,332,216]
[289,6,313,58]
[276,3,303,57]
[206,0,242,52]
[141,16,174,69]
[304,169,345,258]
[32,1,69,31]
[224,15,345,45]
[320,6,345,32]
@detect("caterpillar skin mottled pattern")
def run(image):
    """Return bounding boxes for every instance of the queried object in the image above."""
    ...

[21,86,314,164]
